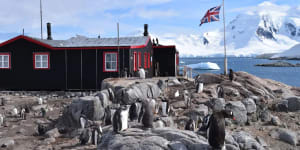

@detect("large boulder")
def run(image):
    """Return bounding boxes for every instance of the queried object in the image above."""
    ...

[270,128,298,146]
[286,97,300,112]
[275,100,288,112]
[195,73,224,84]
[96,88,113,107]
[60,96,103,128]
[242,98,256,114]
[0,138,15,148]
[226,101,247,125]
[232,131,265,150]
[116,82,161,105]
[98,128,209,150]
[210,98,225,111]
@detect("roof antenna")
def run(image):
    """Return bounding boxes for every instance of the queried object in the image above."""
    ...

[40,0,43,39]
[22,28,24,36]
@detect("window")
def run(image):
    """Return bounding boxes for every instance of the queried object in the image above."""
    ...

[104,52,118,72]
[0,53,11,69]
[133,52,137,71]
[144,53,147,69]
[33,53,50,69]
[138,52,141,68]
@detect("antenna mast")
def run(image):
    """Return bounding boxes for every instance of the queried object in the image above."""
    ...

[40,0,43,39]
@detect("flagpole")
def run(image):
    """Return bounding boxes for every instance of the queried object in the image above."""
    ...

[222,0,228,75]
[40,0,43,39]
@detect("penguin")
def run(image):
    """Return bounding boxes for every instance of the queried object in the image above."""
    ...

[139,101,154,128]
[79,128,91,145]
[153,117,166,128]
[40,107,46,118]
[113,105,129,133]
[161,99,169,117]
[20,108,26,120]
[207,110,235,150]
[185,118,196,131]
[174,90,179,97]
[38,97,43,105]
[216,85,224,98]
[104,107,112,125]
[12,107,18,117]
[129,102,142,122]
[229,69,234,82]
[80,114,88,129]
[0,114,4,126]
[91,125,103,145]
[37,124,47,136]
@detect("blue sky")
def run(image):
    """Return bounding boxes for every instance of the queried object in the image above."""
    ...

[0,0,298,41]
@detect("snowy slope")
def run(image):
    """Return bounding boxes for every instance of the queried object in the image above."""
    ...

[272,43,300,58]
[156,2,300,57]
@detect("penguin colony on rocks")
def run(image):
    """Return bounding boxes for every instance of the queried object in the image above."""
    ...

[113,105,130,133]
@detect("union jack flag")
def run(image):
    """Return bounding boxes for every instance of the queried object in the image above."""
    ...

[200,5,221,26]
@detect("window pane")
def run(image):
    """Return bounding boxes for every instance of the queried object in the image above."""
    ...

[111,54,116,61]
[4,56,8,62]
[36,55,41,61]
[111,62,116,69]
[36,62,41,68]
[106,54,111,62]
[42,55,48,61]
[42,62,48,68]
[0,56,2,62]
[4,62,8,68]
[106,62,111,69]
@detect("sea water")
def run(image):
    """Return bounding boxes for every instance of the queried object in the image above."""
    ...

[180,57,300,87]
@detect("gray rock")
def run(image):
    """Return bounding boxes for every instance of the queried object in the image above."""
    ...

[61,96,103,128]
[275,100,288,112]
[226,101,247,125]
[96,88,113,108]
[225,132,239,148]
[43,137,56,145]
[195,73,223,84]
[256,136,268,147]
[45,128,60,138]
[0,138,15,148]
[232,131,265,150]
[223,87,240,97]
[99,127,209,150]
[168,141,188,150]
[196,104,209,116]
[226,144,240,150]
[116,82,161,105]
[260,110,272,122]
[270,128,298,146]
[271,116,281,126]
[168,78,181,86]
[287,97,300,112]
[242,98,256,114]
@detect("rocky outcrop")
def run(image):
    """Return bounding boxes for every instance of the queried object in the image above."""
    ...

[231,131,265,150]
[226,101,247,125]
[256,61,300,67]
[270,128,298,146]
[98,128,210,150]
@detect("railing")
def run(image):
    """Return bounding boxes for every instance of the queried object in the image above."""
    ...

[183,66,202,80]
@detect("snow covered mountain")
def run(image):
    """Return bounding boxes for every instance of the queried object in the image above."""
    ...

[271,43,300,59]
[157,2,300,57]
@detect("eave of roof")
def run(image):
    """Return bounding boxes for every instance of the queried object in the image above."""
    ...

[0,35,150,50]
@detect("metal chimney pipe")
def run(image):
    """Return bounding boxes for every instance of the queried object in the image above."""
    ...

[47,22,53,40]
[144,24,149,36]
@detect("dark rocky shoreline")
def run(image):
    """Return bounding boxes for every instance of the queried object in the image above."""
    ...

[256,61,300,67]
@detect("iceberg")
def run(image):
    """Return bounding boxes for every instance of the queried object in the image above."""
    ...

[187,62,220,70]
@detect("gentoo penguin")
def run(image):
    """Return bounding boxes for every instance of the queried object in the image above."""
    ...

[229,69,234,82]
[79,128,91,145]
[104,107,112,125]
[185,118,196,131]
[113,105,129,133]
[207,110,235,150]
[161,99,169,117]
[38,97,43,105]
[0,114,4,126]
[139,101,154,128]
[91,125,103,145]
[129,102,142,122]
[183,90,191,108]
[80,114,88,129]
[12,107,18,117]
[20,108,26,120]
[174,90,179,97]
[216,85,224,98]
[40,107,46,118]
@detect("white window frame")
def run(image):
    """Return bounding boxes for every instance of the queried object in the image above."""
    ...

[34,53,50,69]
[104,52,118,72]
[0,53,10,69]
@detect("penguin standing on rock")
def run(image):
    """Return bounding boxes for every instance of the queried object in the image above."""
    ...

[139,101,154,128]
[207,110,235,150]
[80,114,88,129]
[229,69,234,82]
[129,102,142,122]
[216,85,224,98]
[185,118,196,131]
[113,105,129,133]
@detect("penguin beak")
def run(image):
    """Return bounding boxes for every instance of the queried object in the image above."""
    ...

[232,117,236,120]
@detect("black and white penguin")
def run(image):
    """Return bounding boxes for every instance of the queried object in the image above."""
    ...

[91,125,103,145]
[79,114,88,129]
[129,102,142,122]
[161,99,169,117]
[185,118,196,131]
[40,107,46,118]
[229,69,234,82]
[216,85,224,98]
[139,101,154,128]
[207,110,235,150]
[113,105,129,133]
[104,107,112,125]
[20,108,26,120]
[79,128,91,145]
